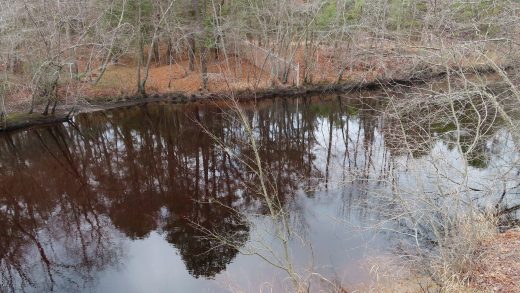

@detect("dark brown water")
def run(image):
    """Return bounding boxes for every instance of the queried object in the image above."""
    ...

[0,95,517,292]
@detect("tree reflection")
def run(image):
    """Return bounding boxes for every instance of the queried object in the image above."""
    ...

[165,200,249,279]
[0,94,505,291]
[0,127,121,292]
[0,98,327,290]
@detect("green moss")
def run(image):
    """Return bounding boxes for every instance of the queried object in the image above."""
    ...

[309,103,333,118]
[105,0,153,27]
[345,104,359,116]
[316,0,365,28]
[387,0,426,31]
[450,0,505,37]
[203,14,218,48]
[316,1,338,29]
[1,112,55,130]
[431,122,456,134]
[346,0,365,24]
[6,112,35,121]
[468,155,488,169]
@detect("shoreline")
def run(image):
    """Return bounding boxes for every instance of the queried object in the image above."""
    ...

[0,64,507,132]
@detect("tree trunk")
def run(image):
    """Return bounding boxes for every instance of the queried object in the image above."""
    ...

[0,81,5,128]
[137,33,145,97]
[136,3,146,97]
[188,36,196,71]
[7,53,22,74]
[137,41,145,97]
[66,21,79,80]
[201,0,208,90]
[166,37,173,66]
[153,37,160,65]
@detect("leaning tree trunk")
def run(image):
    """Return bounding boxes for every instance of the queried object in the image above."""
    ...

[139,0,176,96]
[66,21,79,80]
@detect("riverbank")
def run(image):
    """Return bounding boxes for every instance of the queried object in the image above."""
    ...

[0,63,510,132]
[472,229,520,292]
[1,75,520,293]
[0,79,401,132]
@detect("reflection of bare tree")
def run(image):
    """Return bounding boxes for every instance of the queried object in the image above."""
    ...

[0,97,329,290]
[0,91,516,291]
[382,84,503,166]
[0,126,121,292]
[165,200,249,279]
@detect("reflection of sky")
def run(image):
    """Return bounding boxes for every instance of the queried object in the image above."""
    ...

[87,191,383,293]
[394,129,520,210]
[82,109,389,292]
[94,233,223,293]
[5,97,520,293]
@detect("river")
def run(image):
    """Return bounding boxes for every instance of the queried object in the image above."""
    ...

[0,93,518,292]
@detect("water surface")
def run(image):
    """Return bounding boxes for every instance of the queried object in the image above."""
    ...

[0,95,518,292]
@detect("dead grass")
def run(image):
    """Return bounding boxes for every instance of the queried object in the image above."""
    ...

[369,225,519,293]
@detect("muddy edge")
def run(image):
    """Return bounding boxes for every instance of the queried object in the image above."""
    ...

[0,65,509,132]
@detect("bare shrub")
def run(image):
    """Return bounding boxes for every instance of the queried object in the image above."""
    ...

[367,66,520,290]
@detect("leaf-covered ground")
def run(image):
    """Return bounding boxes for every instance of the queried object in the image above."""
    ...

[473,229,520,292]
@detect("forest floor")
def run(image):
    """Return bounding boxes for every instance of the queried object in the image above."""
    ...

[471,228,520,292]
[1,42,449,113]
[2,47,405,130]
[362,229,520,292]
[3,39,511,115]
